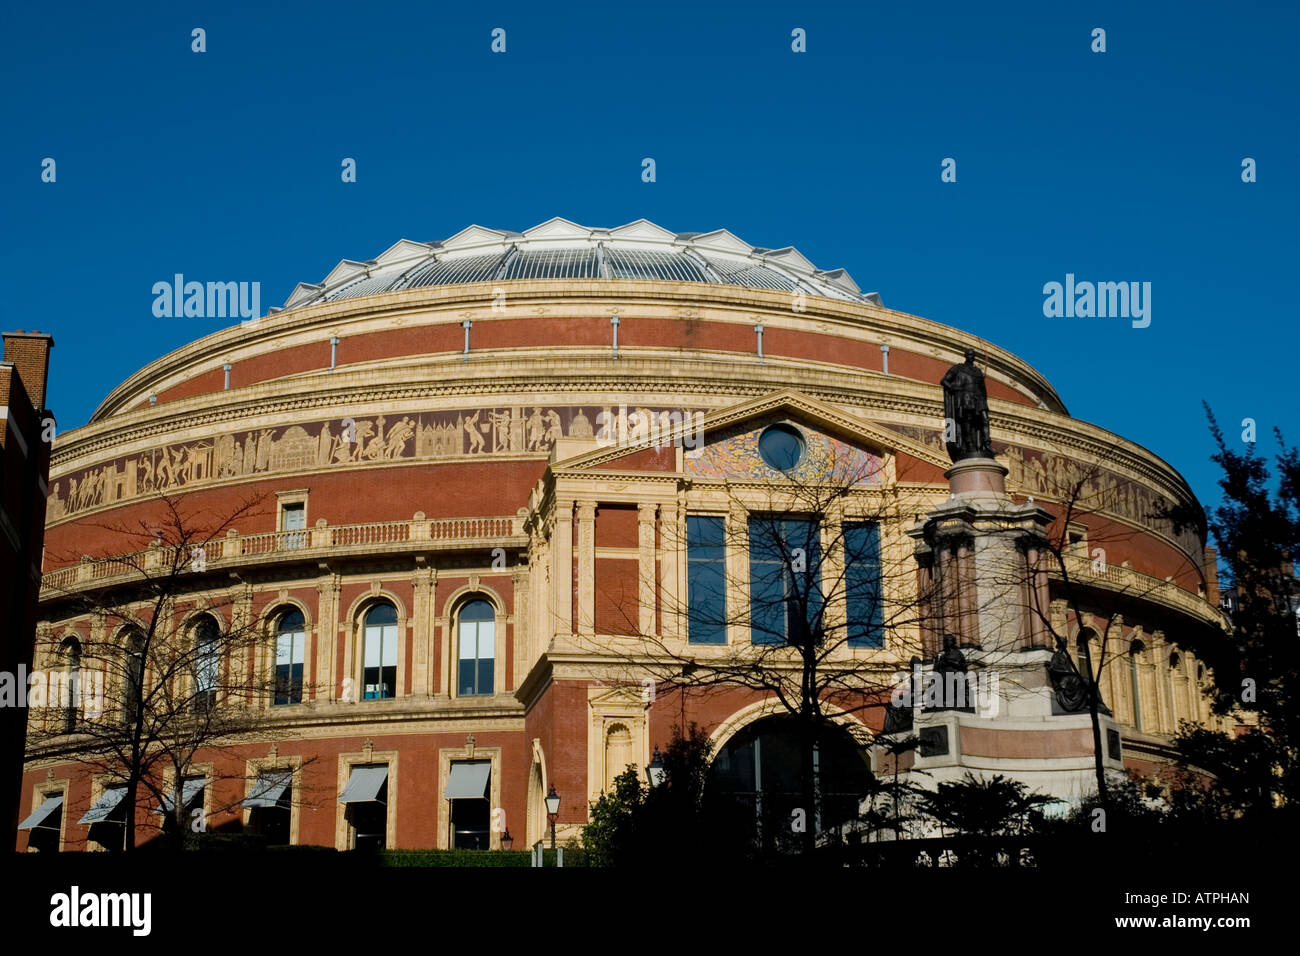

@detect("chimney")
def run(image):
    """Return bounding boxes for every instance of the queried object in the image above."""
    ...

[1203,546,1220,606]
[1,330,54,410]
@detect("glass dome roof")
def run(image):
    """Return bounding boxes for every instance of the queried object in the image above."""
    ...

[275,218,880,312]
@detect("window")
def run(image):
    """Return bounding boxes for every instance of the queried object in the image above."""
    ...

[160,776,206,834]
[19,791,64,852]
[749,516,822,645]
[281,502,306,549]
[844,522,884,648]
[58,638,82,733]
[362,603,398,700]
[457,599,495,696]
[122,628,145,726]
[687,515,726,644]
[273,609,306,705]
[339,764,388,851]
[193,616,220,713]
[244,770,292,846]
[757,424,806,471]
[80,784,129,851]
[445,760,491,849]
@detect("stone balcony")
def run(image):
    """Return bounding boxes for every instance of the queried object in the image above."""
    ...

[40,513,527,598]
[1050,550,1228,629]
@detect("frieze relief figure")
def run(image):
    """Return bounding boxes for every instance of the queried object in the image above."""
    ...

[55,404,697,518]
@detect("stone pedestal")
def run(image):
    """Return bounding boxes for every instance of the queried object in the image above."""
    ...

[877,457,1123,826]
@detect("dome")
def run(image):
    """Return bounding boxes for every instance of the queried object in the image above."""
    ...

[275,217,881,312]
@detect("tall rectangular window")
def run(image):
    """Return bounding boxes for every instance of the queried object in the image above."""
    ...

[457,600,495,696]
[748,516,822,645]
[844,522,884,648]
[363,604,398,700]
[687,515,726,644]
[274,610,306,705]
[281,503,306,549]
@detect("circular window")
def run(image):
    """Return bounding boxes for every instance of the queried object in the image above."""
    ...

[758,424,806,471]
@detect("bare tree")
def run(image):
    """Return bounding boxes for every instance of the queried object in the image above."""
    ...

[29,493,318,850]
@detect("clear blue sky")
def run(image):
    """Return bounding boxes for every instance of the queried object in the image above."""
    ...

[3,0,1296,512]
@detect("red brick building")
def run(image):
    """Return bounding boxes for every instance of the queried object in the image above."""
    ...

[2,331,54,844]
[18,220,1229,851]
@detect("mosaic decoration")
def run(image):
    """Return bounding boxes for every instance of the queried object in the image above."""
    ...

[48,403,703,520]
[684,420,884,485]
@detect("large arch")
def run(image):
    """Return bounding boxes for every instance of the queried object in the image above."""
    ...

[704,710,874,853]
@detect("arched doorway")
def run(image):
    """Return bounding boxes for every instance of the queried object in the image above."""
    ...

[705,715,872,853]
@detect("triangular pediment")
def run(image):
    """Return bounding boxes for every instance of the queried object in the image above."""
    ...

[686,229,753,257]
[322,259,371,287]
[375,239,435,266]
[551,390,950,477]
[609,219,678,243]
[441,224,510,250]
[522,217,591,241]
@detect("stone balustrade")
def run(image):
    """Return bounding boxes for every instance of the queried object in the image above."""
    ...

[39,513,523,597]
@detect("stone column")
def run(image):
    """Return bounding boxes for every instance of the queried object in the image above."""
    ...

[551,503,574,639]
[315,573,341,701]
[410,566,436,696]
[575,501,596,636]
[637,504,657,637]
[513,564,530,688]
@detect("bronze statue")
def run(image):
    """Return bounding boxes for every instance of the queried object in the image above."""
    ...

[1047,640,1089,713]
[940,348,994,462]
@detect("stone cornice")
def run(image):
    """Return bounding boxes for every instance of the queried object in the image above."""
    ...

[90,279,1065,420]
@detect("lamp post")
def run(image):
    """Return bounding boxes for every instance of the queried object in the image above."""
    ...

[545,785,561,851]
[646,747,666,788]
[500,828,513,851]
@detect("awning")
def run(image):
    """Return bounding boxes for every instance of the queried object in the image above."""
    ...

[79,785,127,824]
[444,761,491,800]
[18,794,63,830]
[158,777,206,813]
[338,765,388,804]
[242,770,292,809]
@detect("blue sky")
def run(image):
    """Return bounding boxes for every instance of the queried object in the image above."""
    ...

[3,0,1296,511]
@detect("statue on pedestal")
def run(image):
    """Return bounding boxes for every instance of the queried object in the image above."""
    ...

[941,348,995,462]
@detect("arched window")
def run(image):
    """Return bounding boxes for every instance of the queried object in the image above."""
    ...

[193,616,220,713]
[121,627,145,726]
[59,637,81,733]
[362,603,398,700]
[457,599,495,696]
[273,608,306,705]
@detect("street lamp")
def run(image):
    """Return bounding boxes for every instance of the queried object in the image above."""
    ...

[500,828,513,851]
[545,785,561,851]
[646,747,666,788]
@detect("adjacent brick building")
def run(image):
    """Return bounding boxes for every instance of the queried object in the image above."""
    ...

[1,331,54,845]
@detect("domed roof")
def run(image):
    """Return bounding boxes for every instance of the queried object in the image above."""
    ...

[275,217,881,312]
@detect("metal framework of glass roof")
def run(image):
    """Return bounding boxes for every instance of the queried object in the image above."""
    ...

[277,218,881,312]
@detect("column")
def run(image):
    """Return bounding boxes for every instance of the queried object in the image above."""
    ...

[551,503,574,639]
[411,567,436,696]
[315,573,341,701]
[637,504,657,637]
[575,501,596,636]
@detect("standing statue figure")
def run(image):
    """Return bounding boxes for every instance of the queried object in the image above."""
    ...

[940,348,994,462]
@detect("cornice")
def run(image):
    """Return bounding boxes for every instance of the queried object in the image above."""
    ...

[90,279,1065,420]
